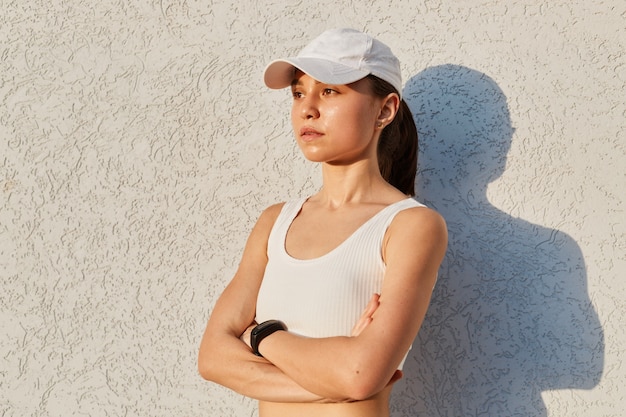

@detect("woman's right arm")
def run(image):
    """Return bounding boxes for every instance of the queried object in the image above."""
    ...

[197,204,322,403]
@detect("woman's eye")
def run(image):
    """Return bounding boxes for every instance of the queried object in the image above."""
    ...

[292,91,303,99]
[323,88,336,95]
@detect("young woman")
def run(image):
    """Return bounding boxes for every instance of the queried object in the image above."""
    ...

[198,28,447,417]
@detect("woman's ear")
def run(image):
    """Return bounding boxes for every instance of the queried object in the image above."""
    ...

[376,93,401,127]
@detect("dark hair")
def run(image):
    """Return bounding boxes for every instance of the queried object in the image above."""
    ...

[366,75,418,196]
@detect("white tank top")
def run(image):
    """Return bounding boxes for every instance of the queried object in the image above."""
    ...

[255,197,426,370]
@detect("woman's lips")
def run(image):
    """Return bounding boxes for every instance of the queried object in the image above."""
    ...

[299,127,323,141]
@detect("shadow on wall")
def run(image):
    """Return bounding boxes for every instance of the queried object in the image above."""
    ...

[392,65,604,417]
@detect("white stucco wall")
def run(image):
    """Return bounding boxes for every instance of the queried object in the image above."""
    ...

[1,1,623,416]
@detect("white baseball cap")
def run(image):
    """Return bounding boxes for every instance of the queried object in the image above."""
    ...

[263,28,402,97]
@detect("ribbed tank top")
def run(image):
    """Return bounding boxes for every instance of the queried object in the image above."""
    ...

[255,197,426,370]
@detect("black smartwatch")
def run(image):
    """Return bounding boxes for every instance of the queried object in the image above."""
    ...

[250,320,287,357]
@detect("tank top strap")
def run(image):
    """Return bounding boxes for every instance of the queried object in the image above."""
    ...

[266,198,308,256]
[363,197,426,233]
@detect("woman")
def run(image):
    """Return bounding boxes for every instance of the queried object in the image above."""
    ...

[198,28,447,416]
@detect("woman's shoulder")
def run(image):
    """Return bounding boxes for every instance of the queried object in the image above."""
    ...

[261,195,312,217]
[382,203,448,270]
[389,201,447,239]
[261,201,286,217]
[256,197,308,229]
[259,197,306,218]
[255,202,286,229]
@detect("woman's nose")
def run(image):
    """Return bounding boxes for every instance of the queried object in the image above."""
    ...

[300,96,320,119]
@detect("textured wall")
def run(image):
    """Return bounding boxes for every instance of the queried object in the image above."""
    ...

[1,1,623,416]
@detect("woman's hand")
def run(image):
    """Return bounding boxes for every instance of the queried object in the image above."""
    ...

[352,293,403,387]
[351,293,380,337]
[240,321,257,350]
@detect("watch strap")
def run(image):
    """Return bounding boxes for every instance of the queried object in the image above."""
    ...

[250,320,287,357]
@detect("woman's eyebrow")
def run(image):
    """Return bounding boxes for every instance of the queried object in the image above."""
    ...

[290,78,322,87]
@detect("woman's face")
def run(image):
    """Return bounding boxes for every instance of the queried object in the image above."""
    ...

[290,71,383,165]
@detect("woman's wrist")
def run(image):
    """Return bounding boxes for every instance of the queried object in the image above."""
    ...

[251,320,287,356]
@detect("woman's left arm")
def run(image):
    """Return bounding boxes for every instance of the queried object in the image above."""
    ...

[252,207,448,401]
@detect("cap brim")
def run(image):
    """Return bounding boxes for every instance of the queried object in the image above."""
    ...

[263,57,370,90]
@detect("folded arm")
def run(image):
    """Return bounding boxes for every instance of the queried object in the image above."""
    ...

[197,204,324,403]
[243,207,448,401]
[199,205,447,403]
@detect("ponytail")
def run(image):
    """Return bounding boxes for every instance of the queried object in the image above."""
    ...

[366,75,418,196]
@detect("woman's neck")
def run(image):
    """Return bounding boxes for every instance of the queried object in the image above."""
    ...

[314,161,398,208]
